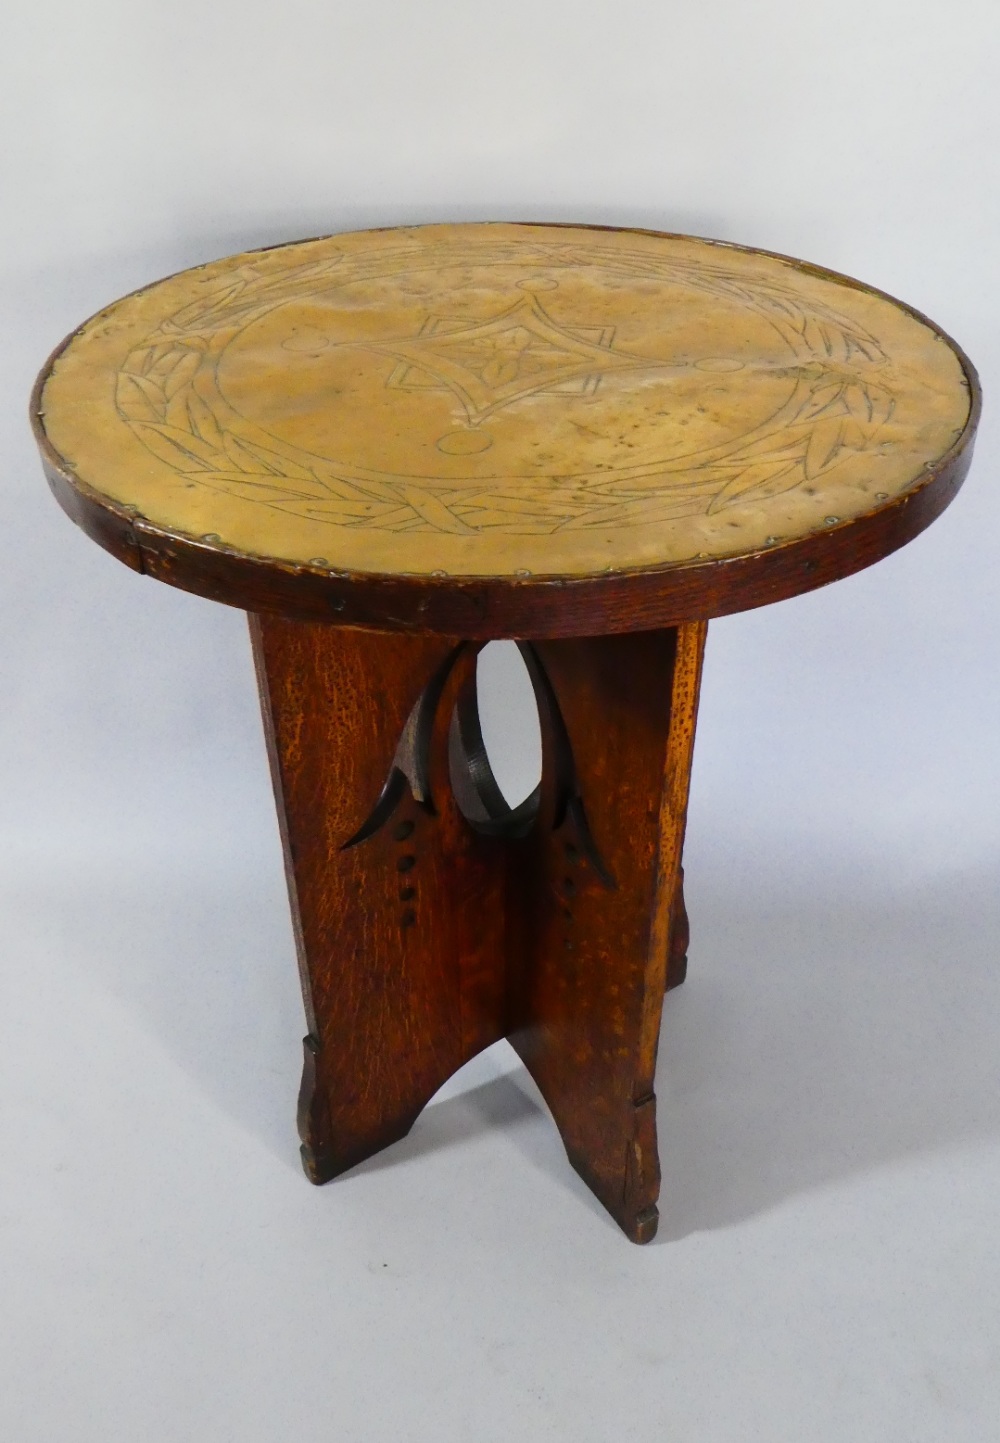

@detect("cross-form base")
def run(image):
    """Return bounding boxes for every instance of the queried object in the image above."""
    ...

[250,615,707,1243]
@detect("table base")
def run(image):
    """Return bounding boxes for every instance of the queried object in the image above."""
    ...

[250,615,706,1243]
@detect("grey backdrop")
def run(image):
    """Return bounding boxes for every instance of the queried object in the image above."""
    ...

[2,3,998,1440]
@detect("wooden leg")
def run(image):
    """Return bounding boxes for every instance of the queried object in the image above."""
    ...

[250,614,706,1242]
[507,624,707,1242]
[250,616,508,1182]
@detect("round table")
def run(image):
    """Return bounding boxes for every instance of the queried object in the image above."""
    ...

[32,222,980,1242]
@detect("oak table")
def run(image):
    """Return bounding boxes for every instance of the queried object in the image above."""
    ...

[32,223,979,1243]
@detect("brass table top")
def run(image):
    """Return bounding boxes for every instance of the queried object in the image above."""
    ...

[37,223,974,583]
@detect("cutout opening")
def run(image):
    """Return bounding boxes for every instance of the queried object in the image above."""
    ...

[448,641,543,837]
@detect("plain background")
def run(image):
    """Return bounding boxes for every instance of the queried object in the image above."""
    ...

[2,3,999,1439]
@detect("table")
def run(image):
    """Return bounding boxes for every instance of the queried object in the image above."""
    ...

[32,223,980,1242]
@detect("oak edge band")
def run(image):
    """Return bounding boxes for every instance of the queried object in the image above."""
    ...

[30,226,983,641]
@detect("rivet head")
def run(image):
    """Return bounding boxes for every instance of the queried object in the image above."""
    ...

[515,569,532,578]
[430,569,448,579]
[201,532,222,543]
[824,516,840,526]
[309,556,329,567]
[764,536,778,546]
[875,492,890,501]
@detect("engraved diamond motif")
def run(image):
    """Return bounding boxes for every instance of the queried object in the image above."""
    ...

[371,293,641,426]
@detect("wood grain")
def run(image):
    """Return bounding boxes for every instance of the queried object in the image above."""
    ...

[252,616,705,1240]
[250,617,507,1179]
[507,623,706,1241]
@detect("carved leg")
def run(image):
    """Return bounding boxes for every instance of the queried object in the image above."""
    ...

[507,624,707,1242]
[250,613,706,1243]
[250,616,508,1182]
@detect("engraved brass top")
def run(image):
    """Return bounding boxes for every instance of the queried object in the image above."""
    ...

[38,223,973,579]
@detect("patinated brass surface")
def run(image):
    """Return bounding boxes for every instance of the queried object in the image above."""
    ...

[39,224,972,579]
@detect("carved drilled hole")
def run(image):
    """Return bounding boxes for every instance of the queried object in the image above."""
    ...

[397,854,417,873]
[399,885,416,902]
[393,819,415,841]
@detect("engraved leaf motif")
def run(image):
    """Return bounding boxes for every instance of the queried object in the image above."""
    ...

[161,350,202,399]
[185,390,227,452]
[132,423,220,471]
[221,431,274,474]
[844,333,884,364]
[804,416,847,478]
[707,460,802,514]
[839,387,891,447]
[802,319,838,359]
[844,382,878,425]
[146,345,185,377]
[140,342,191,377]
[867,388,895,428]
[230,437,319,482]
[116,372,166,422]
[171,282,247,330]
[795,382,846,424]
[199,473,335,504]
[840,418,870,449]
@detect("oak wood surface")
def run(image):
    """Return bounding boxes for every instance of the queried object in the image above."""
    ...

[507,623,707,1240]
[250,617,510,1179]
[251,614,705,1241]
